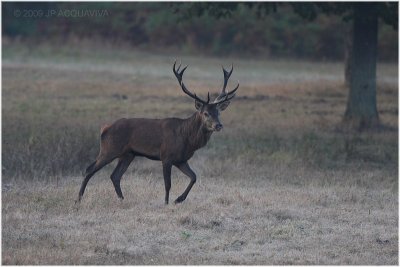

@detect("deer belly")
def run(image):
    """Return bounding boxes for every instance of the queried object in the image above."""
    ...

[128,134,161,160]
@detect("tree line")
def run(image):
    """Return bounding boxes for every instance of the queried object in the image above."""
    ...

[2,2,397,61]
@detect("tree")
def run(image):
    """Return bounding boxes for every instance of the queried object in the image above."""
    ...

[344,3,379,129]
[174,2,398,130]
[344,3,398,130]
[293,2,397,129]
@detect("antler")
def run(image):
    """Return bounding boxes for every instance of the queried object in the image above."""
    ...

[213,64,239,105]
[173,61,210,105]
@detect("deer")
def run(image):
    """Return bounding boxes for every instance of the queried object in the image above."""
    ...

[76,61,239,204]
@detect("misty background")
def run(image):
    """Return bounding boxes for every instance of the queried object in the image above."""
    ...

[2,2,397,61]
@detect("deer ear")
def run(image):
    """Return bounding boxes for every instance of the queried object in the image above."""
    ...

[217,101,230,111]
[195,100,203,110]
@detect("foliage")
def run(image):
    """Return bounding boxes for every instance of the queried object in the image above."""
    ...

[2,2,397,61]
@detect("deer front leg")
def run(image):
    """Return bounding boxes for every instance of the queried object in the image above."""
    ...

[162,162,172,204]
[174,162,196,204]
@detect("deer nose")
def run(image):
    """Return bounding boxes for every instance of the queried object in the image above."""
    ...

[215,123,223,131]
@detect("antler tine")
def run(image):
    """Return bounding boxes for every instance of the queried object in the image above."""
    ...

[173,61,208,104]
[173,61,187,83]
[228,81,239,95]
[174,60,181,72]
[214,81,239,105]
[214,64,238,103]
[214,63,233,103]
[222,64,233,93]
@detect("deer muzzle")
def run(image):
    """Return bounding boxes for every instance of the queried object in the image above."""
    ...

[214,123,223,132]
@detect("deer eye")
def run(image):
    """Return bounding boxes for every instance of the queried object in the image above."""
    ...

[204,112,209,117]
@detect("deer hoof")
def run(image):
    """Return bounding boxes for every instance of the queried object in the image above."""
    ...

[75,197,81,205]
[74,199,81,211]
[174,196,186,204]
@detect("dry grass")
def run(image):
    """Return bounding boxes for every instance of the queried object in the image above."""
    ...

[2,170,397,265]
[2,42,398,264]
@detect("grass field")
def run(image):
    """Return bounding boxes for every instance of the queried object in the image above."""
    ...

[2,41,398,264]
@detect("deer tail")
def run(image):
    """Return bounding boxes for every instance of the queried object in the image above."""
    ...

[100,123,111,140]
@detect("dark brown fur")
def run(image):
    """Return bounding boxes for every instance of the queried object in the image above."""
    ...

[78,108,221,204]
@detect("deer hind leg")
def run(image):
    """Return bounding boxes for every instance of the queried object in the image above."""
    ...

[110,153,135,200]
[174,162,196,204]
[77,153,117,203]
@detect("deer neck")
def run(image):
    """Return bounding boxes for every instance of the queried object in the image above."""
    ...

[182,113,212,151]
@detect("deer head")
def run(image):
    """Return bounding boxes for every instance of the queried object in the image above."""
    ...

[173,61,239,132]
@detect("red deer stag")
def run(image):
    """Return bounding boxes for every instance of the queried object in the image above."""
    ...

[77,61,239,204]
